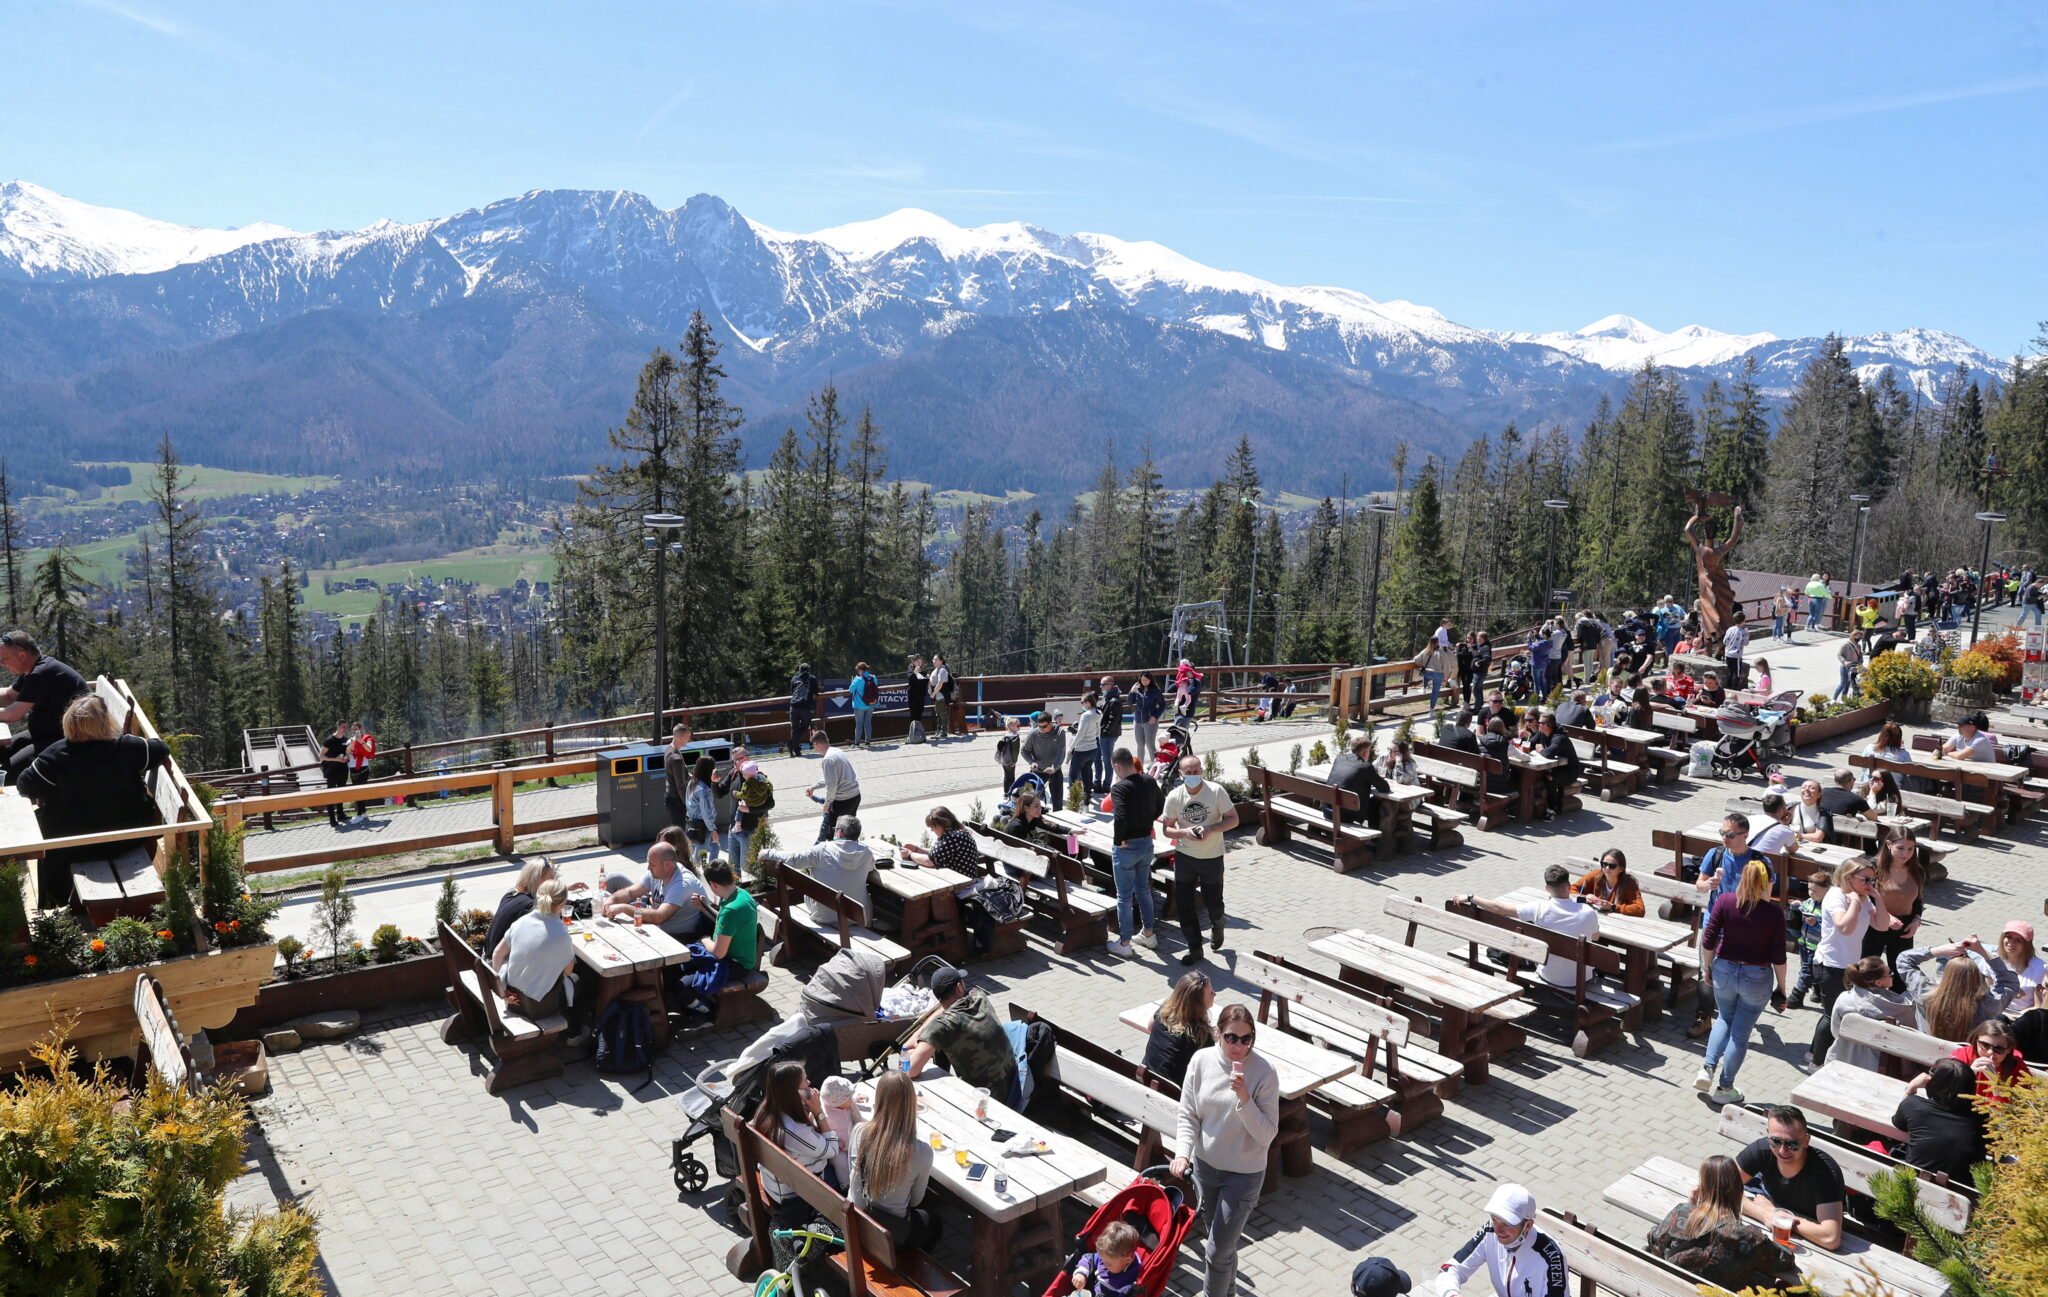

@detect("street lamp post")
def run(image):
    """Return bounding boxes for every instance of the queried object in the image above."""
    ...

[1846,493,1871,594]
[1972,511,2007,648]
[643,512,686,742]
[1541,499,1571,617]
[1362,501,1398,674]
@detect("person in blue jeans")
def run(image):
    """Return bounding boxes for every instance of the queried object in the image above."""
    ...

[1104,749,1160,956]
[849,661,876,747]
[1695,859,1788,1106]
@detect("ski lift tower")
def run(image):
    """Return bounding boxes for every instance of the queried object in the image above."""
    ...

[1164,600,1233,669]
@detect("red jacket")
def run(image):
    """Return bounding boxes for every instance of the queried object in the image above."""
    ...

[348,733,377,770]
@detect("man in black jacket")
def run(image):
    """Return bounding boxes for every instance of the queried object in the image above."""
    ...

[1478,689,1518,734]
[1553,689,1594,731]
[1325,734,1388,827]
[1436,709,1482,754]
[1537,713,1582,819]
[1,630,89,785]
[905,655,930,736]
[786,662,820,757]
[1107,748,1161,956]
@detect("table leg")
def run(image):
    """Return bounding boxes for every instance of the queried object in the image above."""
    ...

[968,1215,1018,1297]
[1619,950,1651,1029]
[1440,1006,1492,1084]
[1277,1095,1313,1178]
[1518,768,1539,823]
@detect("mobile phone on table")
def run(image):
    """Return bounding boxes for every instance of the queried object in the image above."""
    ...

[990,1128,1017,1142]
[966,1162,989,1182]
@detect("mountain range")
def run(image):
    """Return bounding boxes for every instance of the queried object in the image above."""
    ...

[0,180,2006,493]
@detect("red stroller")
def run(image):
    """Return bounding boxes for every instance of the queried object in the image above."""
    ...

[1040,1170,1194,1297]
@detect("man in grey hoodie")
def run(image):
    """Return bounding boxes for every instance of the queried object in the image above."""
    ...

[1169,1002,1280,1297]
[761,815,876,928]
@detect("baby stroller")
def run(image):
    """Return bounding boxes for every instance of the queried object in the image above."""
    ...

[1145,721,1196,783]
[1708,701,1792,781]
[1040,1169,1195,1297]
[1000,771,1051,818]
[1502,653,1534,703]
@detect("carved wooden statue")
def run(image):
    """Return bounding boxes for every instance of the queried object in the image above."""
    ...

[1683,492,1743,646]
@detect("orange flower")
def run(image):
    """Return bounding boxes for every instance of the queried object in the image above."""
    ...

[22,955,36,967]
[228,920,241,930]
[89,939,107,954]
[213,921,229,933]
[157,929,173,940]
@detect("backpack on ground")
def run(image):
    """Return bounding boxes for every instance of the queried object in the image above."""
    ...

[594,999,652,1074]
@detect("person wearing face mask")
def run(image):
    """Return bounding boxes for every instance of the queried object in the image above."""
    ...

[1169,1003,1278,1297]
[1435,1183,1568,1297]
[1161,754,1238,966]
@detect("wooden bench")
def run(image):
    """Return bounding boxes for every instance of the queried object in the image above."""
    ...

[1042,808,1179,913]
[1564,728,1645,800]
[1245,950,1463,1152]
[771,861,913,973]
[1409,800,1468,850]
[969,823,1117,953]
[436,918,566,1094]
[1835,1011,2048,1083]
[1011,1007,1178,1194]
[1909,733,2046,823]
[1448,897,1641,1055]
[1411,744,1518,830]
[1719,1104,1974,1232]
[1244,766,1380,873]
[1541,1208,1715,1297]
[70,842,165,927]
[729,1111,967,1297]
[1850,754,1992,840]
[1379,896,1544,1078]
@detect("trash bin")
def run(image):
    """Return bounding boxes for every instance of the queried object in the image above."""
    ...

[598,739,737,849]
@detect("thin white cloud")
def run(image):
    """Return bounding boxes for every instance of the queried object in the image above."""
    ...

[1597,73,2048,153]
[69,0,181,36]
[635,83,697,144]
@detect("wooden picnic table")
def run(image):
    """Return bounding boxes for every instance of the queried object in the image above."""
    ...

[0,789,42,908]
[1309,928,1524,1078]
[1892,753,2032,829]
[1504,748,1561,823]
[1373,783,1431,851]
[565,915,692,1047]
[1603,1154,1948,1297]
[1791,1061,1911,1143]
[1502,886,1688,1019]
[871,862,976,963]
[857,1071,1109,1297]
[1117,999,1354,1186]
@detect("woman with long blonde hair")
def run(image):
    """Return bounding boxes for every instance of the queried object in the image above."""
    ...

[1900,936,2017,1042]
[1646,1154,1800,1290]
[1143,971,1215,1085]
[1696,859,1787,1105]
[849,1070,936,1248]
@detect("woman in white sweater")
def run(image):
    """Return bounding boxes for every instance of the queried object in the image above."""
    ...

[1169,1003,1280,1297]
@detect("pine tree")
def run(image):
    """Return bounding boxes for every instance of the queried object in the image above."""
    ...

[259,564,309,727]
[28,546,93,664]
[1935,364,1989,495]
[1377,467,1456,655]
[1596,365,1696,605]
[1987,323,2048,557]
[668,314,749,703]
[1755,336,1871,574]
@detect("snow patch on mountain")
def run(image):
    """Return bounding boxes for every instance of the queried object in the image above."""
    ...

[0,180,298,280]
[1503,313,1778,371]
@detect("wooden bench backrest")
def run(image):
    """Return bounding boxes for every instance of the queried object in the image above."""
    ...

[1837,1013,2048,1079]
[730,1111,903,1287]
[1539,1209,1704,1297]
[1243,951,1409,1046]
[1384,894,1548,964]
[1010,1005,1182,1101]
[436,918,512,1038]
[1447,897,1627,979]
[1648,708,1698,734]
[774,860,864,942]
[93,676,133,736]
[1414,740,1503,782]
[1849,753,1983,805]
[1245,765,1361,815]
[1716,1105,1973,1233]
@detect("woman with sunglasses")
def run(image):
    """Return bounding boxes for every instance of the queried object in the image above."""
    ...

[1573,850,1645,916]
[1806,858,1899,1069]
[1169,1003,1278,1297]
[1905,1019,2031,1104]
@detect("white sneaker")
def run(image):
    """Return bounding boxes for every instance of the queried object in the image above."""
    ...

[1710,1085,1745,1106]
[1107,941,1135,957]
[1693,1067,1713,1092]
[1134,930,1159,949]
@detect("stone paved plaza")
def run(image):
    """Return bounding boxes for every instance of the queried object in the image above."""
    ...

[249,633,2045,1295]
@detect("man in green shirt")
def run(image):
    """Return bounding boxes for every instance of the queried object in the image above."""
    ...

[672,862,758,1018]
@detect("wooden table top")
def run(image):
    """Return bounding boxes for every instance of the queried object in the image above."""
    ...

[0,790,42,855]
[1375,785,1431,806]
[1117,1001,1356,1099]
[1308,929,1522,1015]
[1604,1154,1947,1297]
[1912,753,2031,782]
[1507,749,1561,770]
[566,916,691,976]
[1501,888,1689,953]
[872,865,978,900]
[856,1072,1107,1223]
[1600,723,1664,745]
[1790,1061,1910,1142]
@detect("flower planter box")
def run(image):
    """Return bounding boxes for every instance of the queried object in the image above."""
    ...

[0,941,276,1072]
[222,946,449,1038]
[1790,699,1890,748]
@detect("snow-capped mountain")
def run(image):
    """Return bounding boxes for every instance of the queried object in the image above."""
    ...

[0,182,2010,491]
[0,180,299,280]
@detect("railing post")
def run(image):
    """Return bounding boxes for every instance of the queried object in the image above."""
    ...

[493,768,516,855]
[403,742,415,778]
[543,721,555,761]
[260,775,274,833]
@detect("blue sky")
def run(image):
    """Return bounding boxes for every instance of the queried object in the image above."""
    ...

[9,0,2045,354]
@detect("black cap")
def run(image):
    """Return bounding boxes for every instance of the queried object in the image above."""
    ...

[1351,1258,1411,1297]
[930,967,964,999]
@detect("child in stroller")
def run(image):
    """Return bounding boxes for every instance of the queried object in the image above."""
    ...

[1145,721,1195,784]
[1709,698,1795,781]
[1042,1171,1194,1297]
[1501,653,1535,703]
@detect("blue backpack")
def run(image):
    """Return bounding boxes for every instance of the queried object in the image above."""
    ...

[594,999,651,1074]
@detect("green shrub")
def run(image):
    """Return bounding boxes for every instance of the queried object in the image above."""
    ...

[27,911,91,980]
[275,935,304,974]
[310,865,357,967]
[434,872,460,931]
[1947,651,2004,688]
[0,1033,324,1294]
[1202,751,1223,780]
[1862,651,1937,702]
[1307,740,1330,766]
[96,916,166,969]
[1243,746,1262,768]
[200,824,280,948]
[1288,744,1303,775]
[371,923,404,964]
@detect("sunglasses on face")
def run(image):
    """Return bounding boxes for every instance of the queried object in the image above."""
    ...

[1602,861,1623,870]
[1722,830,1745,840]
[1220,1032,1255,1046]
[1976,1040,2010,1054]
[1768,1136,1804,1152]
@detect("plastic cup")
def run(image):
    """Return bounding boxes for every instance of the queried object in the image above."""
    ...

[993,1169,1008,1195]
[975,1087,991,1120]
